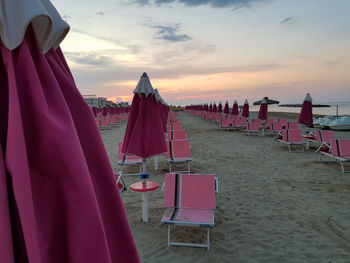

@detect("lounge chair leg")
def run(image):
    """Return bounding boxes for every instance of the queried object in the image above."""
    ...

[169,164,172,173]
[188,162,190,173]
[207,228,210,250]
[168,225,171,247]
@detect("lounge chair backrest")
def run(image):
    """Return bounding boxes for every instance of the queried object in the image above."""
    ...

[272,121,282,131]
[246,122,260,131]
[234,119,242,127]
[172,140,191,158]
[241,117,247,123]
[282,129,302,143]
[279,118,287,123]
[340,140,350,157]
[288,122,299,129]
[164,173,216,209]
[332,139,350,157]
[320,130,334,144]
[221,119,230,127]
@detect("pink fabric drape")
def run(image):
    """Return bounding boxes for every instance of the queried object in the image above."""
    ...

[0,28,139,263]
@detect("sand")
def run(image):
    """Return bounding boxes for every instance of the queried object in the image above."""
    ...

[100,111,350,263]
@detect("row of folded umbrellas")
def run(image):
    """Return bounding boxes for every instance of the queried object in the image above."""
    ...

[185,94,314,126]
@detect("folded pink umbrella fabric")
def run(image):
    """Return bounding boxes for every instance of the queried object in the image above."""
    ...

[0,28,139,263]
[232,100,239,116]
[242,99,249,117]
[223,101,229,114]
[218,102,223,113]
[298,93,313,126]
[258,98,268,120]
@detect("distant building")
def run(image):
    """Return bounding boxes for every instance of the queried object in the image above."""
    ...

[83,95,108,107]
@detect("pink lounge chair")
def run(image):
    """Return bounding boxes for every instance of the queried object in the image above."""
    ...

[218,118,231,129]
[99,118,111,130]
[167,130,187,141]
[311,130,335,152]
[319,139,350,173]
[166,140,192,173]
[267,121,283,137]
[282,121,298,129]
[277,129,305,152]
[161,173,216,250]
[244,122,260,136]
[117,142,143,175]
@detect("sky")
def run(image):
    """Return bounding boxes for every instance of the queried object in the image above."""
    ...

[52,0,350,106]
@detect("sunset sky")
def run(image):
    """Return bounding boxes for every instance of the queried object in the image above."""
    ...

[52,0,350,105]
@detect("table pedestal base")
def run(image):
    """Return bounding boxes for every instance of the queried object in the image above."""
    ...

[142,192,149,222]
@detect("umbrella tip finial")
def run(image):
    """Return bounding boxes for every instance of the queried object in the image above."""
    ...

[142,72,148,77]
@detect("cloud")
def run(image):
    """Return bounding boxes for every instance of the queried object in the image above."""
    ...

[65,52,114,66]
[96,11,105,15]
[62,15,71,20]
[280,16,298,25]
[132,0,270,8]
[147,24,192,42]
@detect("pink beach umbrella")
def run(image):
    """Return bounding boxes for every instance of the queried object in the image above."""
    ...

[218,102,223,113]
[209,103,213,112]
[242,99,250,117]
[258,98,268,120]
[122,73,167,172]
[0,2,139,262]
[155,89,169,133]
[213,103,217,112]
[232,100,239,116]
[223,101,230,114]
[298,93,313,126]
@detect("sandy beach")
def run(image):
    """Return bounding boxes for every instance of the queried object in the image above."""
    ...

[100,111,350,263]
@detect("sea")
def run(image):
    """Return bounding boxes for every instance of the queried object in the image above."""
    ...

[250,101,350,116]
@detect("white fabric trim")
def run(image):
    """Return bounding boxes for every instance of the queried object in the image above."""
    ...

[304,93,313,102]
[244,99,248,104]
[0,0,69,53]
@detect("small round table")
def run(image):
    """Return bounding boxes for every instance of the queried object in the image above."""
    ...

[130,181,159,222]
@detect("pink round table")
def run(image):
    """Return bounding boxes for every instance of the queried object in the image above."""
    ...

[130,181,159,222]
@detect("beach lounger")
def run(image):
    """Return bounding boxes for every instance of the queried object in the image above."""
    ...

[282,121,299,129]
[266,121,283,138]
[161,173,216,250]
[311,130,335,153]
[244,122,260,136]
[277,129,305,152]
[167,130,187,141]
[319,139,350,173]
[166,140,192,173]
[99,118,111,130]
[218,118,231,129]
[117,142,143,175]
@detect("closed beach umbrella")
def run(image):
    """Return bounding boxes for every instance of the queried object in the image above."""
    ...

[298,93,313,126]
[223,101,229,114]
[232,100,239,116]
[209,103,213,112]
[122,73,167,170]
[155,89,169,133]
[258,98,268,120]
[0,1,139,262]
[213,103,217,112]
[242,99,250,117]
[218,102,223,113]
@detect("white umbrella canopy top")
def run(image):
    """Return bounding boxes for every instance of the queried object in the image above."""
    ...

[0,0,69,53]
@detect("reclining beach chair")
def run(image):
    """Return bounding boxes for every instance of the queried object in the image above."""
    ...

[277,129,306,152]
[282,121,299,129]
[319,139,350,173]
[167,130,187,141]
[161,173,216,250]
[218,118,231,129]
[166,140,192,173]
[117,142,143,175]
[244,122,260,136]
[266,121,283,138]
[312,130,335,153]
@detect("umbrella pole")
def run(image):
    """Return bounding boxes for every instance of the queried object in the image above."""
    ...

[154,157,158,170]
[142,158,147,173]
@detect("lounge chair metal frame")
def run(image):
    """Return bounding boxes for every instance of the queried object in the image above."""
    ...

[277,129,306,152]
[319,139,350,173]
